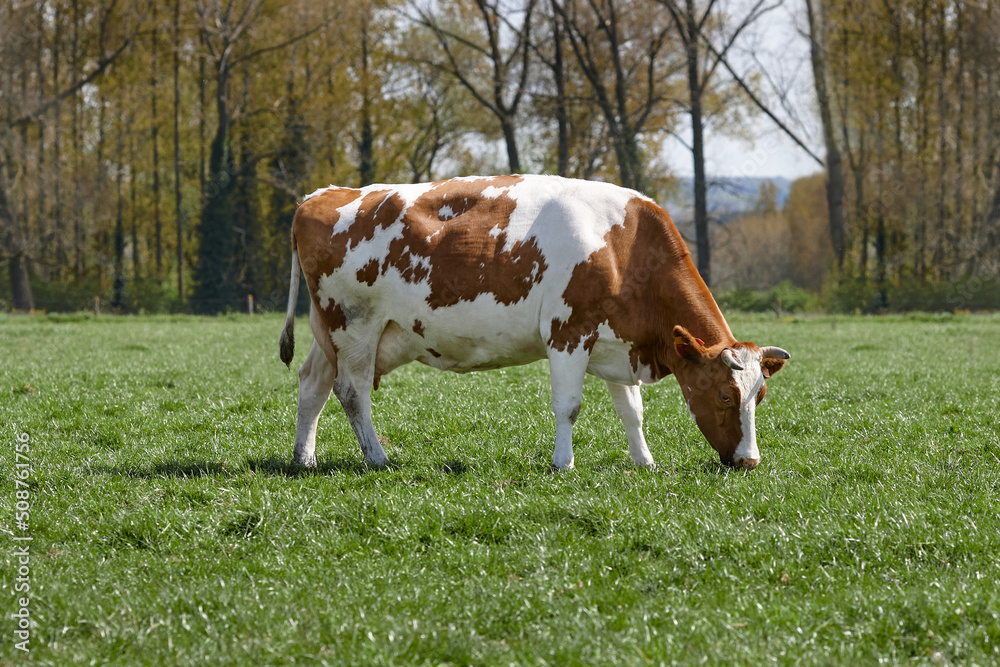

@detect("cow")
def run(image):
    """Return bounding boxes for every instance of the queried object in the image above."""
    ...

[278,174,789,471]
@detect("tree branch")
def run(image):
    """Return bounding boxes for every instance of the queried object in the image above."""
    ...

[701,33,824,166]
[7,36,134,129]
[232,22,327,67]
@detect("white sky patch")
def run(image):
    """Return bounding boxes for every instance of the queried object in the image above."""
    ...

[659,2,823,181]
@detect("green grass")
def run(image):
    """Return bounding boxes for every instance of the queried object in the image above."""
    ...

[2,312,1000,665]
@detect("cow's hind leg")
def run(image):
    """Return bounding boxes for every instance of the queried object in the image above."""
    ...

[329,330,390,468]
[293,340,336,467]
[547,348,590,470]
[332,370,389,468]
[606,382,655,467]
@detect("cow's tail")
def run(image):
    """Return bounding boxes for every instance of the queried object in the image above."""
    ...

[279,239,300,368]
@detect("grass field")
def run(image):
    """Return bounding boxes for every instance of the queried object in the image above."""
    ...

[2,311,1000,665]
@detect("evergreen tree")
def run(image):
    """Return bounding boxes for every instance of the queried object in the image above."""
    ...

[191,127,238,314]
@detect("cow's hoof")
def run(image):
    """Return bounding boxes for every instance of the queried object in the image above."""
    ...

[550,462,575,473]
[292,455,317,468]
[365,455,390,469]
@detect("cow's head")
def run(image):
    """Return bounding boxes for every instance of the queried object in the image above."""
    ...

[671,325,789,470]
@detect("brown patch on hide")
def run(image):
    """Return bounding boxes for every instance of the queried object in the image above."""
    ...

[292,187,403,333]
[548,197,732,380]
[374,175,547,309]
[357,258,380,286]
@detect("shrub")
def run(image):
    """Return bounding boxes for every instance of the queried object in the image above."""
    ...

[715,280,815,313]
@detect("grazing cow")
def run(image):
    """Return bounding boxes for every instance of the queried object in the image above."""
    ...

[279,175,789,470]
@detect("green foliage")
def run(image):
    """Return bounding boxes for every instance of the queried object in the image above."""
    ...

[715,280,815,313]
[192,131,240,315]
[4,313,1000,663]
[828,275,1000,314]
[4,274,180,314]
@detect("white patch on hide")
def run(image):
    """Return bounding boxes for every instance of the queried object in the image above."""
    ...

[729,347,766,464]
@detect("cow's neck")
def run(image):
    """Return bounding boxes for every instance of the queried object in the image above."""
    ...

[654,256,737,377]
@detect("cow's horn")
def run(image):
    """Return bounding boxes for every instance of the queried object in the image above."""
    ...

[759,346,790,360]
[720,348,744,371]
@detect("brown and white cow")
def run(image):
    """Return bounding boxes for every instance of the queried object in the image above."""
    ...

[279,175,789,470]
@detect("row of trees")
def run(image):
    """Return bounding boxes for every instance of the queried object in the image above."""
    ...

[2,0,999,314]
[807,0,1000,309]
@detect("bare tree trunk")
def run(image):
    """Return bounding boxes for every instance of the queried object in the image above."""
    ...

[198,30,207,200]
[933,2,948,278]
[71,0,83,279]
[358,23,376,186]
[129,113,140,280]
[52,2,65,274]
[173,0,184,299]
[952,2,965,274]
[886,0,905,271]
[874,112,887,311]
[35,2,47,269]
[806,0,846,273]
[550,0,569,177]
[96,93,107,297]
[915,0,930,280]
[151,2,163,276]
[856,170,867,280]
[967,52,983,275]
[112,110,127,311]
[1,157,35,311]
[682,0,710,286]
[500,116,521,174]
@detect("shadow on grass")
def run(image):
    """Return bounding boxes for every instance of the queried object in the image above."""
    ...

[86,461,232,478]
[88,455,382,479]
[245,456,373,476]
[440,458,468,474]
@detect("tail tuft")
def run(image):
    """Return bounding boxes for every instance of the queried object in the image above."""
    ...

[278,243,301,368]
[279,324,294,368]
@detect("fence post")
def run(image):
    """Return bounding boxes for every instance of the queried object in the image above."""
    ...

[94,296,100,317]
[248,294,254,315]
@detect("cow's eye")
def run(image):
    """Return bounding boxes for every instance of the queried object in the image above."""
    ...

[719,392,731,404]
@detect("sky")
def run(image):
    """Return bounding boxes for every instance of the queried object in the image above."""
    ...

[659,0,827,182]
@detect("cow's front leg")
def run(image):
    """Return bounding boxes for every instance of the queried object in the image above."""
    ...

[333,374,389,468]
[606,381,655,467]
[294,340,336,467]
[547,349,589,470]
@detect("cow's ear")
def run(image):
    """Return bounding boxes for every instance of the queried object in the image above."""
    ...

[673,325,707,362]
[761,357,786,378]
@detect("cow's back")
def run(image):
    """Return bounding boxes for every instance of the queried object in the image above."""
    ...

[292,175,677,373]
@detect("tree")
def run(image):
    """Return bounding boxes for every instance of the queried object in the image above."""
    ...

[410,0,538,173]
[552,0,676,191]
[173,0,185,299]
[191,0,319,313]
[190,0,263,313]
[656,0,784,287]
[805,0,846,273]
[0,0,137,310]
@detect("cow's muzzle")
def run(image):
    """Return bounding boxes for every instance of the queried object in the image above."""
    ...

[732,457,760,470]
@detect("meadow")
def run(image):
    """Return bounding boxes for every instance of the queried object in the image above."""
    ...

[2,311,999,665]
